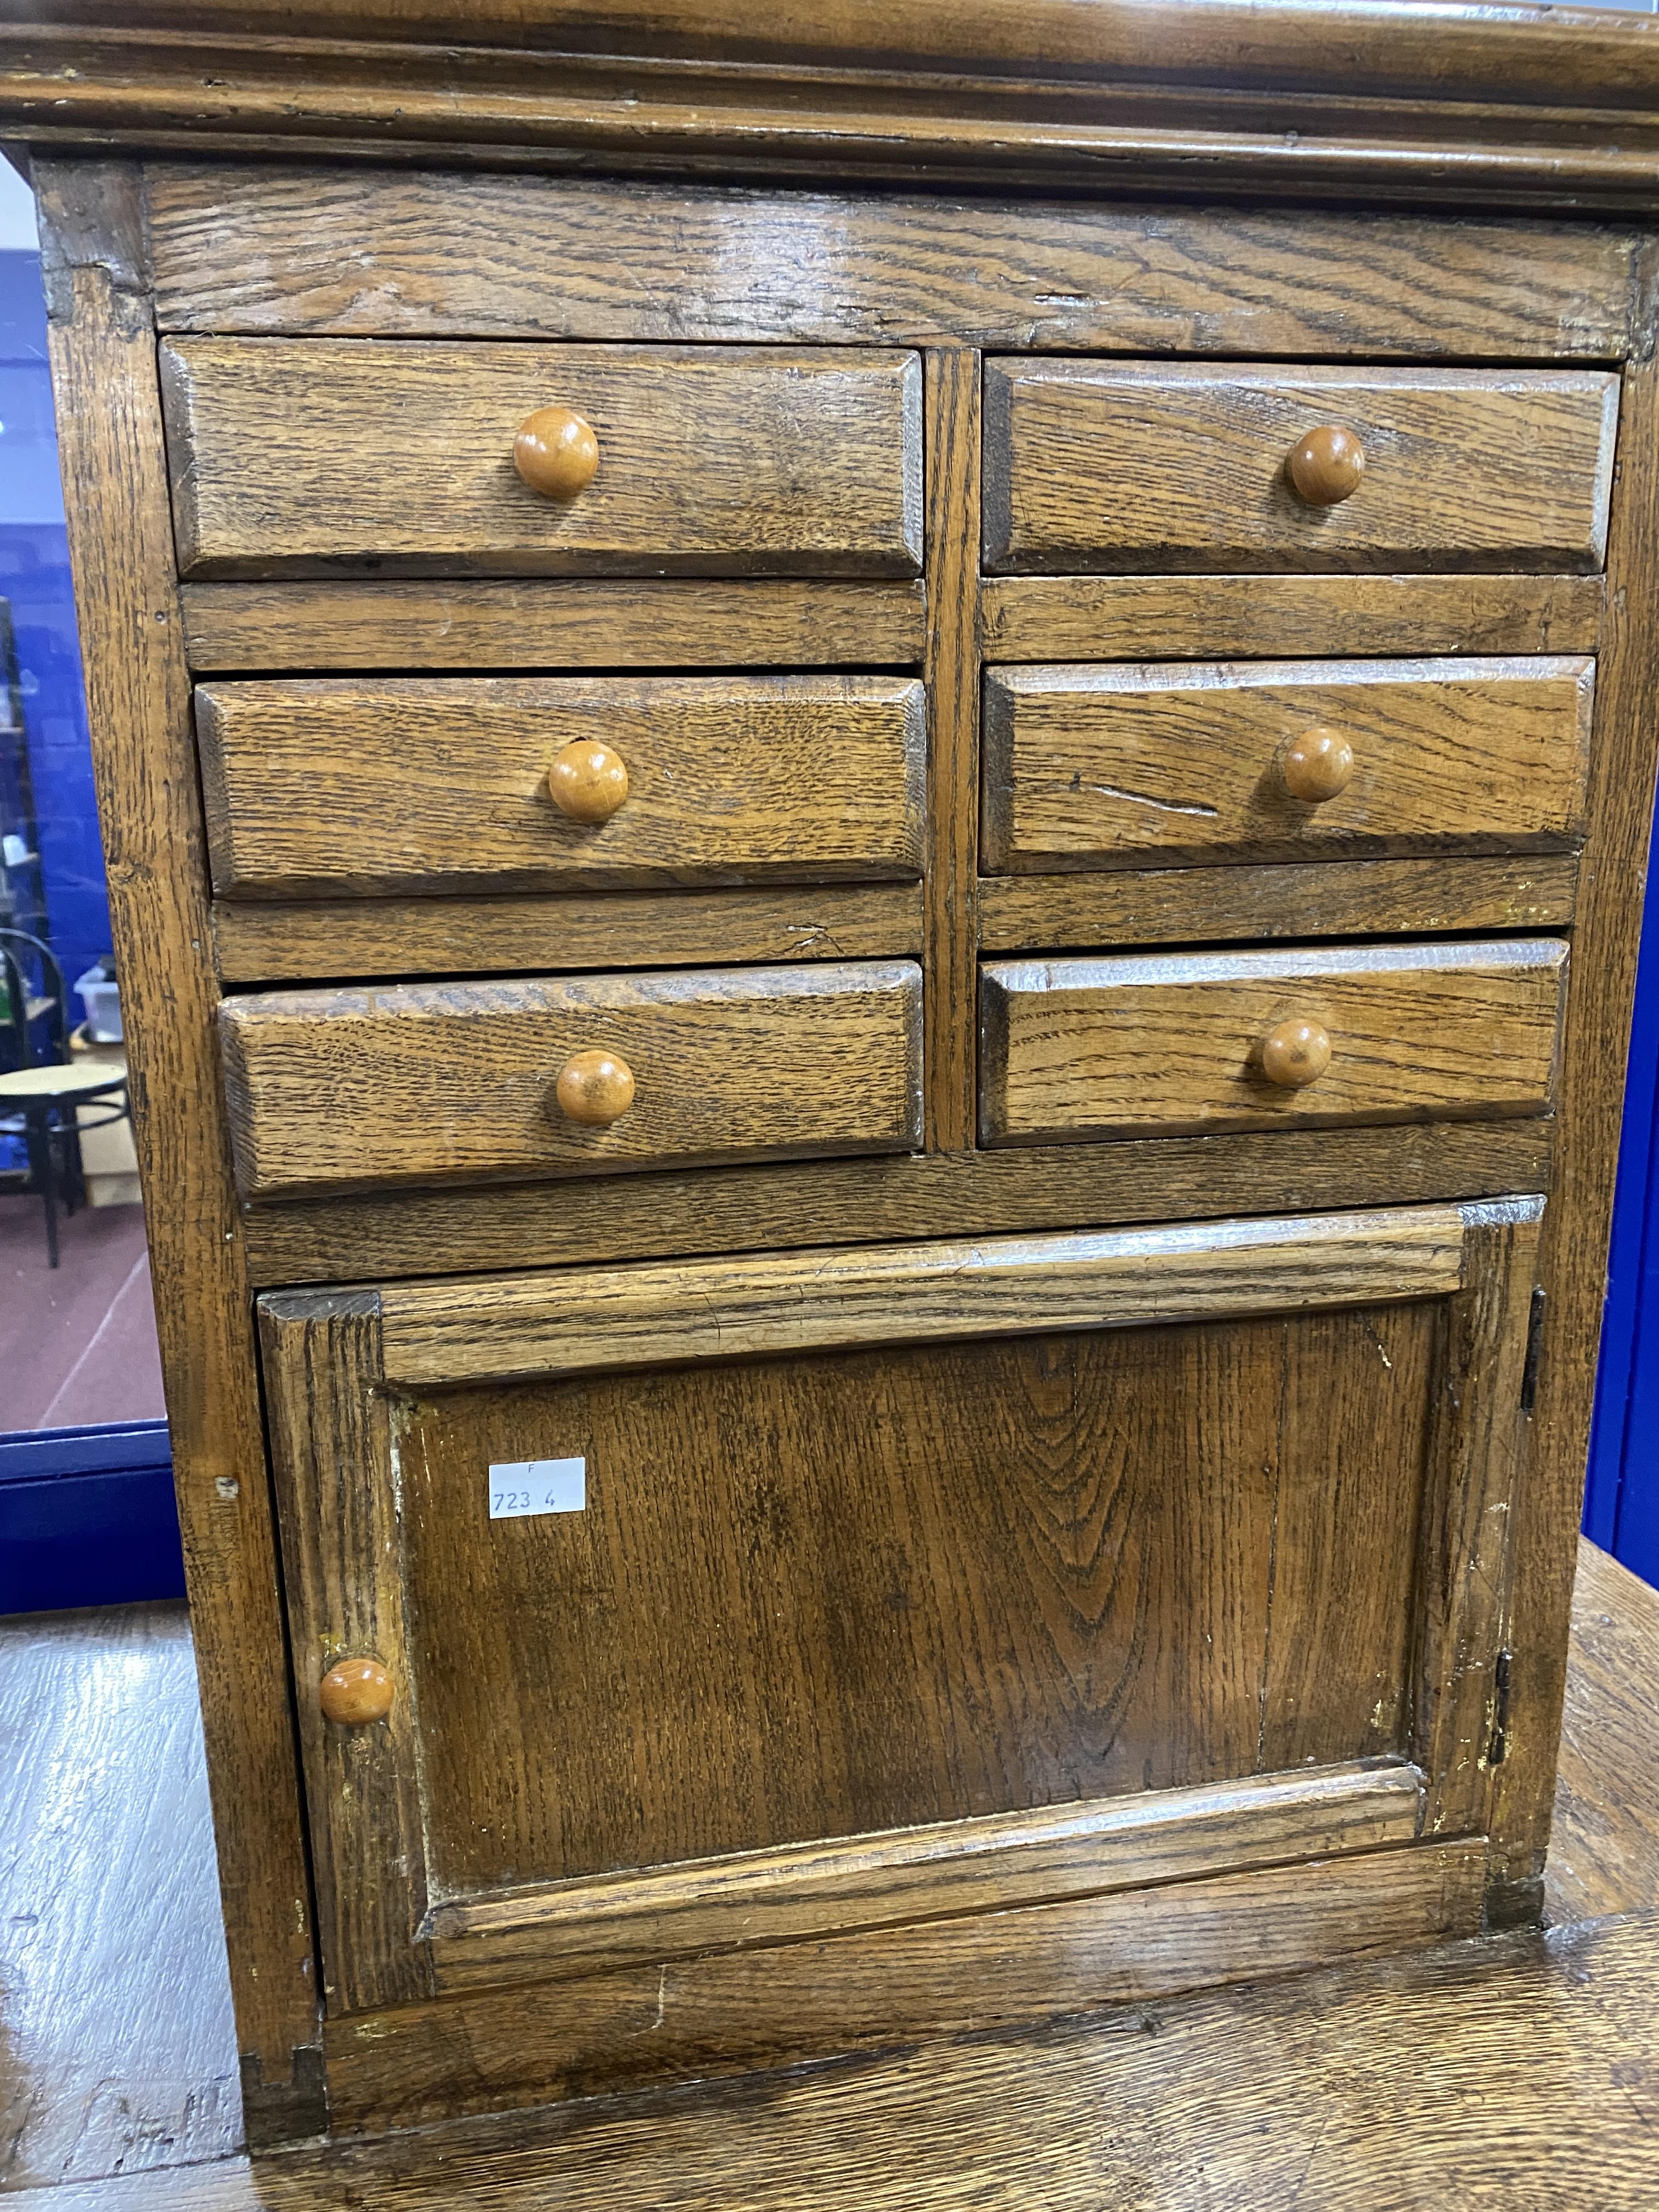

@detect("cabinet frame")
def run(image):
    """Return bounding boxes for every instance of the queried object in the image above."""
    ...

[26,134,1659,2145]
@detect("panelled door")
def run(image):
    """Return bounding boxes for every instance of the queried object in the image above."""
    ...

[261,1195,1541,2016]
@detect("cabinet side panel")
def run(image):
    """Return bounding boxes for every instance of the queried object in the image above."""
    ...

[33,159,323,2137]
[1488,348,1659,1918]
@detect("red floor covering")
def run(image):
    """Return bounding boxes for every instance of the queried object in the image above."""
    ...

[0,1193,166,1429]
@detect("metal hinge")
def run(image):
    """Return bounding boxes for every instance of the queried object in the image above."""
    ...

[1520,1286,1546,1415]
[1489,1647,1514,1767]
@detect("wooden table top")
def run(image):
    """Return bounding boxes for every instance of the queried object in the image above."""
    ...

[2,1536,1655,2207]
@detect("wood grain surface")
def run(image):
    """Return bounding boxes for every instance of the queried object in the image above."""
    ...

[32,1903,1659,2211]
[179,577,926,673]
[984,363,1620,575]
[1488,351,1659,1924]
[5,1536,1657,2208]
[199,674,926,898]
[424,1760,1425,1994]
[28,0,1656,107]
[981,938,1567,1146]
[258,1294,433,2017]
[981,656,1592,873]
[1413,1204,1544,1850]
[140,165,1646,359]
[238,1121,1555,1288]
[980,572,1606,663]
[978,856,1579,953]
[0,1605,241,2191]
[33,159,323,2137]
[212,884,923,985]
[374,1201,1470,1386]
[219,961,923,1199]
[921,349,980,1150]
[253,1219,1479,2020]
[1549,1539,1659,1925]
[380,1307,1449,1887]
[323,1841,1487,2128]
[161,338,924,580]
[11,4,1659,210]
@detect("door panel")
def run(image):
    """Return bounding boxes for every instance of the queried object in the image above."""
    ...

[259,1196,1539,2015]
[396,1302,1434,1892]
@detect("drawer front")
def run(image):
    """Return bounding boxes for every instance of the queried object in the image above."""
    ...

[981,656,1593,874]
[161,340,923,580]
[219,961,922,1199]
[980,939,1566,1145]
[199,674,927,898]
[983,363,1618,575]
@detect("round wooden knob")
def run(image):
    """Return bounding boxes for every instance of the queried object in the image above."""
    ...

[548,740,629,823]
[514,406,600,500]
[319,1658,393,1726]
[556,1049,635,1126]
[1262,1018,1333,1090]
[1281,726,1356,803]
[1288,425,1365,506]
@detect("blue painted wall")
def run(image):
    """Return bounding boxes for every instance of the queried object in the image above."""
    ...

[0,248,110,1001]
[1584,784,1659,1583]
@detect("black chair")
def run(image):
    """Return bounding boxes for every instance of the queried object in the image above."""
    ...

[0,929,129,1267]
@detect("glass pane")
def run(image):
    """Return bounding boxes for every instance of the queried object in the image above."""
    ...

[1,165,166,1436]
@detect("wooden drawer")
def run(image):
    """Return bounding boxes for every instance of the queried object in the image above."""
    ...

[219,961,922,1200]
[199,674,927,899]
[160,340,923,580]
[980,939,1566,1145]
[983,363,1618,575]
[981,656,1593,874]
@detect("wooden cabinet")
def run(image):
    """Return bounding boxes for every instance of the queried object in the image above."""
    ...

[13,0,1659,2149]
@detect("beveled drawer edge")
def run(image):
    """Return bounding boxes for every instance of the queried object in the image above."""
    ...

[219,958,926,1204]
[367,1197,1518,1387]
[417,1758,1426,1997]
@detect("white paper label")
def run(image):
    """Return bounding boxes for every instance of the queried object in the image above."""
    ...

[488,1457,586,1520]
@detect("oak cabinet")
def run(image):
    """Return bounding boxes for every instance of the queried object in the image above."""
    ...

[14,1,1659,2145]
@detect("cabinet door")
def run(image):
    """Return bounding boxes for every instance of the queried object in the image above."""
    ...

[260,1197,1538,2020]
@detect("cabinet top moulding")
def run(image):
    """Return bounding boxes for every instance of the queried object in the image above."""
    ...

[5,1,1659,213]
